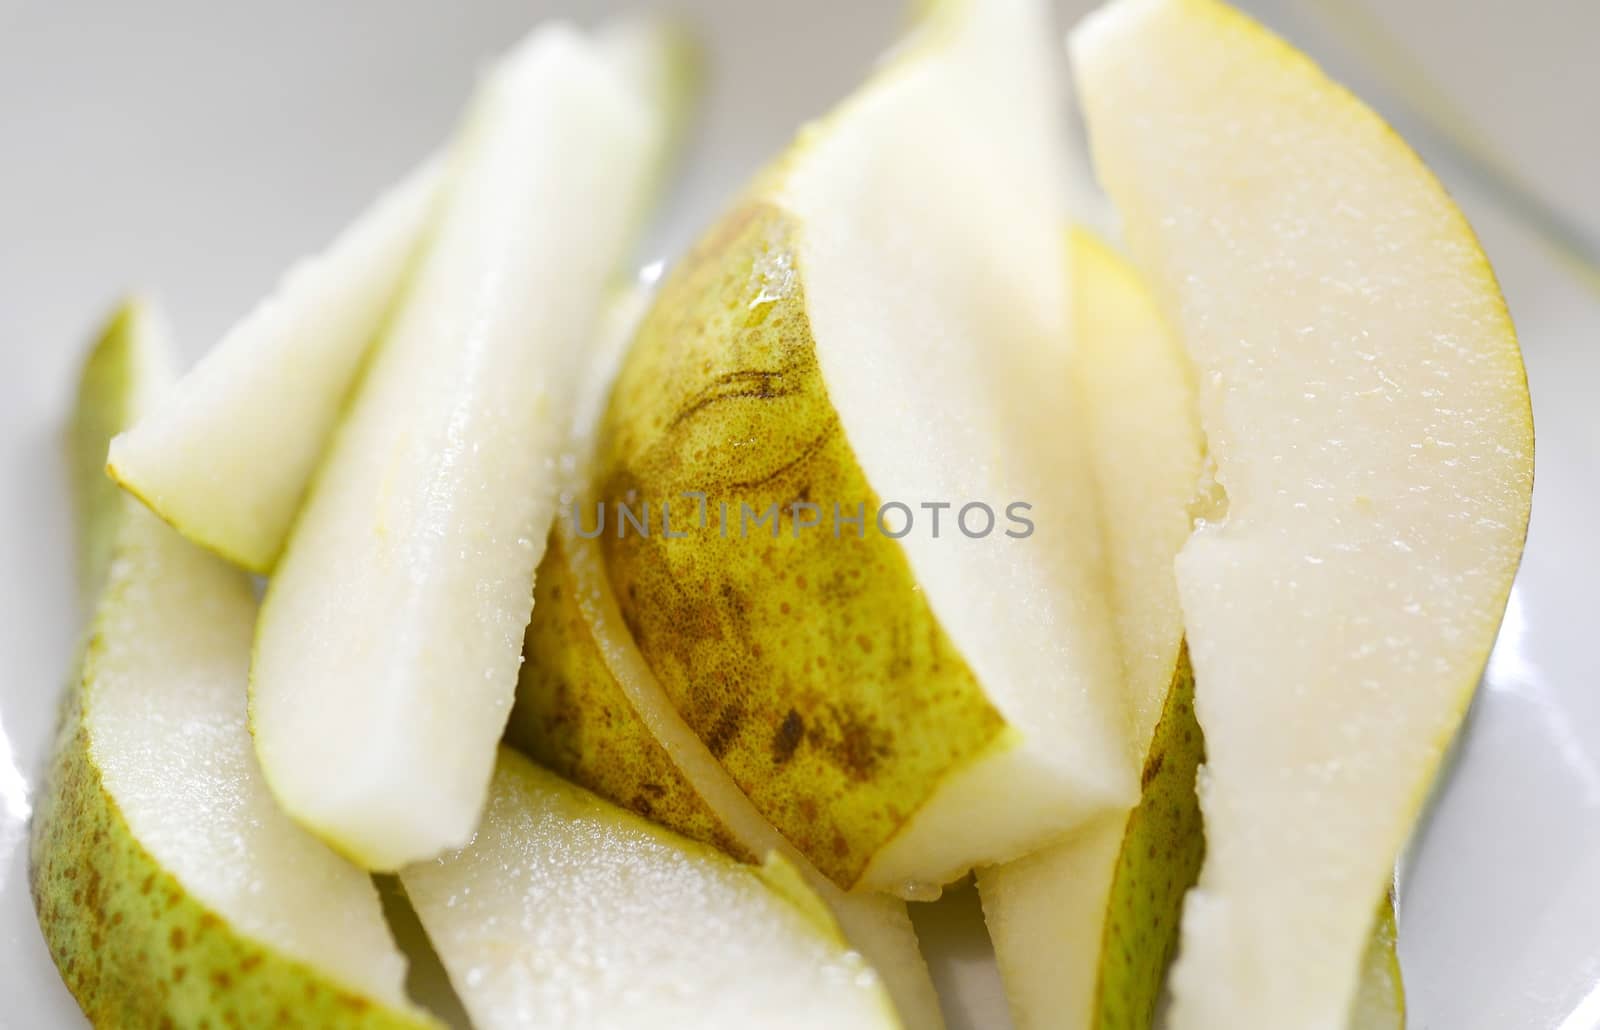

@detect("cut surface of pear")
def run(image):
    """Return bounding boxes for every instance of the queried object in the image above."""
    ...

[1073,0,1534,1026]
[398,748,899,1030]
[979,235,1407,1028]
[511,286,944,1029]
[251,23,669,870]
[595,0,1130,896]
[31,302,434,1029]
[978,231,1204,1030]
[106,157,443,573]
[104,19,696,578]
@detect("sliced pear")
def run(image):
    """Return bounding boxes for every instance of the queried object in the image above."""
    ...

[593,0,1130,896]
[399,748,898,1029]
[978,234,1405,1027]
[105,20,696,576]
[251,24,676,871]
[68,299,175,603]
[31,301,435,1029]
[978,231,1205,1029]
[515,512,943,1029]
[511,286,943,1028]
[595,14,701,195]
[106,157,444,573]
[1072,0,1534,1025]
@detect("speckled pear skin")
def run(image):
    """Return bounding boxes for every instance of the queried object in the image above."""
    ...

[30,690,431,1030]
[31,308,436,1030]
[593,199,1005,889]
[1093,647,1204,1028]
[509,529,752,861]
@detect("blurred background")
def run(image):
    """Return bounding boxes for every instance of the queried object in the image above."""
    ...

[1,2,1596,1028]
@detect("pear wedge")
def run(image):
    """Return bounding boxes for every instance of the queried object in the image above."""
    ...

[1072,0,1533,1025]
[105,18,696,576]
[31,301,436,1029]
[977,231,1205,1030]
[592,0,1130,897]
[106,158,443,574]
[514,513,943,1030]
[511,286,943,1029]
[68,301,176,603]
[251,23,682,870]
[978,234,1405,1027]
[398,748,899,1030]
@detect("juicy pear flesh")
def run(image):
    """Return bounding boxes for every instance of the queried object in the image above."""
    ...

[596,0,1131,895]
[251,25,658,870]
[102,17,699,579]
[106,158,442,573]
[981,656,1202,1030]
[1073,0,1533,1025]
[595,200,1005,891]
[980,236,1404,1027]
[398,749,898,1030]
[978,233,1203,1029]
[33,307,429,1029]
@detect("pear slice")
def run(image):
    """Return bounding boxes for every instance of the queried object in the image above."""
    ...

[398,748,899,1029]
[515,514,943,1030]
[977,234,1405,1027]
[977,231,1205,1029]
[106,157,444,574]
[31,301,436,1029]
[68,300,176,603]
[511,286,943,1028]
[1071,0,1534,1025]
[104,19,697,576]
[592,0,1131,897]
[251,24,676,870]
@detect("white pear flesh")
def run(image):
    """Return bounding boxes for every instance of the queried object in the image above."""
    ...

[399,749,899,1030]
[106,157,443,573]
[37,304,426,1023]
[91,507,427,1017]
[1072,0,1534,1026]
[978,231,1202,1028]
[779,0,1132,892]
[251,25,661,870]
[103,20,693,580]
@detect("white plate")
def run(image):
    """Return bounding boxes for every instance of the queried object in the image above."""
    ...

[2,2,1597,1027]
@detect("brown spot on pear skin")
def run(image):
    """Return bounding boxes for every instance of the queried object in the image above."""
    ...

[594,199,1004,888]
[773,709,805,764]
